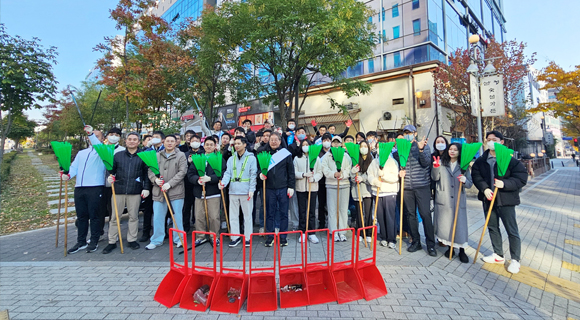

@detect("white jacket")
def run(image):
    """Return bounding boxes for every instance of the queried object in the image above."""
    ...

[367,157,399,195]
[293,154,323,193]
[321,151,352,189]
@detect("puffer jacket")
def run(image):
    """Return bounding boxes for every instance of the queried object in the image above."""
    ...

[368,157,400,195]
[222,150,258,195]
[293,154,323,193]
[148,150,187,202]
[187,155,226,199]
[110,149,151,195]
[321,151,352,189]
[399,142,432,190]
[264,146,295,190]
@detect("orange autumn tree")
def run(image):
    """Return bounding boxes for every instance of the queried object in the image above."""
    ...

[529,62,580,136]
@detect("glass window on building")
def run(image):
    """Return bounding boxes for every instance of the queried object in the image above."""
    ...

[445,1,467,53]
[383,54,387,71]
[429,44,446,63]
[408,45,428,64]
[392,3,399,17]
[467,0,482,22]
[368,58,375,73]
[393,26,400,39]
[482,1,493,35]
[413,19,421,36]
[428,0,444,48]
[412,0,420,10]
[394,51,402,67]
[383,29,387,42]
[382,7,385,21]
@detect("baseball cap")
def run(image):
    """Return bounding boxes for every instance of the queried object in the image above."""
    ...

[332,135,342,143]
[403,124,417,132]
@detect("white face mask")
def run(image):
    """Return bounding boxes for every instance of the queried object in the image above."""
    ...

[107,135,120,144]
[288,124,295,130]
[191,142,201,149]
[151,138,162,145]
[302,146,309,153]
[436,143,446,151]
[322,141,331,149]
[487,141,496,150]
[360,147,369,155]
[405,134,414,142]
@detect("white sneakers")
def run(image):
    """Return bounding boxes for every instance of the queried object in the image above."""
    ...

[366,236,372,243]
[388,242,396,249]
[221,222,227,229]
[145,243,158,250]
[359,236,363,242]
[334,234,341,242]
[339,234,347,242]
[298,234,306,243]
[258,227,264,234]
[380,240,388,247]
[308,235,319,244]
[482,253,505,264]
[507,260,521,274]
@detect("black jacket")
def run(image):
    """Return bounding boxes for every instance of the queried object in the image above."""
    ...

[111,149,151,195]
[471,150,528,207]
[265,145,295,190]
[400,142,432,190]
[186,155,226,198]
[178,143,190,153]
[184,148,204,189]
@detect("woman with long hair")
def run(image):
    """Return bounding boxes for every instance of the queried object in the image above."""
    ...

[349,140,374,242]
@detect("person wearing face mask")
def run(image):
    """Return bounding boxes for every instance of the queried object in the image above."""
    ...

[317,133,332,229]
[471,131,527,274]
[254,129,272,231]
[182,134,204,233]
[350,140,373,243]
[146,131,166,152]
[430,135,449,247]
[61,127,107,254]
[366,131,378,158]
[399,125,437,257]
[431,143,473,262]
[293,139,323,243]
[179,130,196,153]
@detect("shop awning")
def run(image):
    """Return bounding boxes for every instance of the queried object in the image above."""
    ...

[298,109,360,127]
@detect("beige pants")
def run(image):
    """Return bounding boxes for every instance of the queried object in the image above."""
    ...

[195,197,221,240]
[109,194,141,244]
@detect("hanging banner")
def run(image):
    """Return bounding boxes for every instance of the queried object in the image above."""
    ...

[480,75,505,117]
[470,74,480,117]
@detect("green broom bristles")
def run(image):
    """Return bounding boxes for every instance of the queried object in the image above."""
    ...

[345,142,360,167]
[494,143,514,177]
[50,141,72,174]
[396,138,412,168]
[93,144,115,171]
[379,142,395,169]
[137,150,160,176]
[257,151,272,175]
[207,152,223,178]
[192,153,207,177]
[460,142,482,171]
[308,144,323,171]
[330,147,345,172]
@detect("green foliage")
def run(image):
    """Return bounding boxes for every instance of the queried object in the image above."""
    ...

[50,141,72,173]
[207,152,223,178]
[396,138,412,168]
[1,152,17,183]
[331,147,346,172]
[378,142,395,168]
[257,151,272,175]
[137,150,160,176]
[345,142,360,166]
[494,143,514,177]
[192,153,207,176]
[460,142,482,171]
[93,144,115,171]
[4,114,36,145]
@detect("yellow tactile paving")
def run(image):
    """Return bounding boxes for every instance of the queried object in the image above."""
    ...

[574,224,580,228]
[482,263,580,303]
[565,239,580,246]
[0,309,8,320]
[562,261,580,272]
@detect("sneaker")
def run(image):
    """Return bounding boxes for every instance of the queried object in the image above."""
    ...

[221,222,227,229]
[280,239,288,247]
[339,234,347,242]
[275,228,279,234]
[308,235,319,244]
[215,239,220,247]
[245,240,251,247]
[229,237,242,247]
[358,236,363,242]
[388,242,396,249]
[67,242,88,254]
[102,244,117,254]
[334,234,341,242]
[380,240,388,247]
[366,236,372,243]
[407,242,422,253]
[298,234,306,243]
[482,253,505,264]
[265,238,274,247]
[145,243,158,250]
[128,242,140,250]
[195,238,208,247]
[428,247,437,257]
[507,260,521,274]
[86,243,98,253]
[175,242,183,248]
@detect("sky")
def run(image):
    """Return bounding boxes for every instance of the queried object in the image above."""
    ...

[2,0,579,123]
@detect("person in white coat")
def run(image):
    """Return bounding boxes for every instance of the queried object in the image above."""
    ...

[293,139,323,244]
[349,141,374,243]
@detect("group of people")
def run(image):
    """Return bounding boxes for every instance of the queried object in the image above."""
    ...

[59,116,527,274]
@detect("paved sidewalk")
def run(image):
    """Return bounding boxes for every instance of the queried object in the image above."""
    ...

[0,156,579,319]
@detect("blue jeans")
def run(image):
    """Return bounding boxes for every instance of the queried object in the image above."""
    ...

[151,198,184,246]
[266,188,288,241]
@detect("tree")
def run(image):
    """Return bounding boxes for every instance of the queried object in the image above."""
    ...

[0,23,58,166]
[528,62,580,136]
[5,114,36,148]
[211,0,377,126]
[433,39,536,142]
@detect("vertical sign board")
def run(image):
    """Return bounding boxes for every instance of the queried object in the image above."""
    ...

[480,75,505,117]
[470,73,480,117]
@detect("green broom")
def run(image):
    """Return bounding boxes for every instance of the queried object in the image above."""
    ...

[306,144,323,235]
[448,142,482,259]
[345,142,368,247]
[51,141,72,251]
[330,147,346,230]
[257,151,272,234]
[192,154,211,233]
[207,152,230,234]
[474,143,513,263]
[395,138,412,255]
[371,142,395,251]
[93,144,123,253]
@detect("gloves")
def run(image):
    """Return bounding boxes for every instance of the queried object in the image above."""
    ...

[200,175,211,183]
[484,188,494,200]
[146,140,153,147]
[60,172,70,181]
[311,119,317,127]
[308,177,316,183]
[351,165,360,174]
[378,168,385,177]
[345,119,352,127]
[188,155,193,163]
[107,175,116,184]
[287,188,294,198]
[303,172,313,178]
[248,191,253,200]
[458,175,467,184]
[260,173,267,180]
[155,178,164,186]
[355,175,363,183]
[84,125,93,135]
[162,183,171,192]
[494,179,504,189]
[141,190,150,198]
[254,143,260,151]
[218,182,225,190]
[432,156,441,168]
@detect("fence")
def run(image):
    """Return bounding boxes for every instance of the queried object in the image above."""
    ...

[521,157,551,178]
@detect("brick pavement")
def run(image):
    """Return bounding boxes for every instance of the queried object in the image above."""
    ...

[0,155,578,319]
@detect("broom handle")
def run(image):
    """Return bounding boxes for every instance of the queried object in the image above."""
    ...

[263,179,267,235]
[399,179,405,255]
[473,186,499,263]
[162,190,185,246]
[356,173,368,248]
[306,180,311,233]
[203,184,209,232]
[371,187,380,252]
[55,178,63,248]
[64,179,69,257]
[337,178,340,230]
[219,180,230,234]
[111,183,124,254]
[449,181,463,260]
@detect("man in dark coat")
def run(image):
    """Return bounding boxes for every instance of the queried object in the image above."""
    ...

[472,130,528,274]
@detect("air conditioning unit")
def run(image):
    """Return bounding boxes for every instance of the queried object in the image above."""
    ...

[383,112,392,121]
